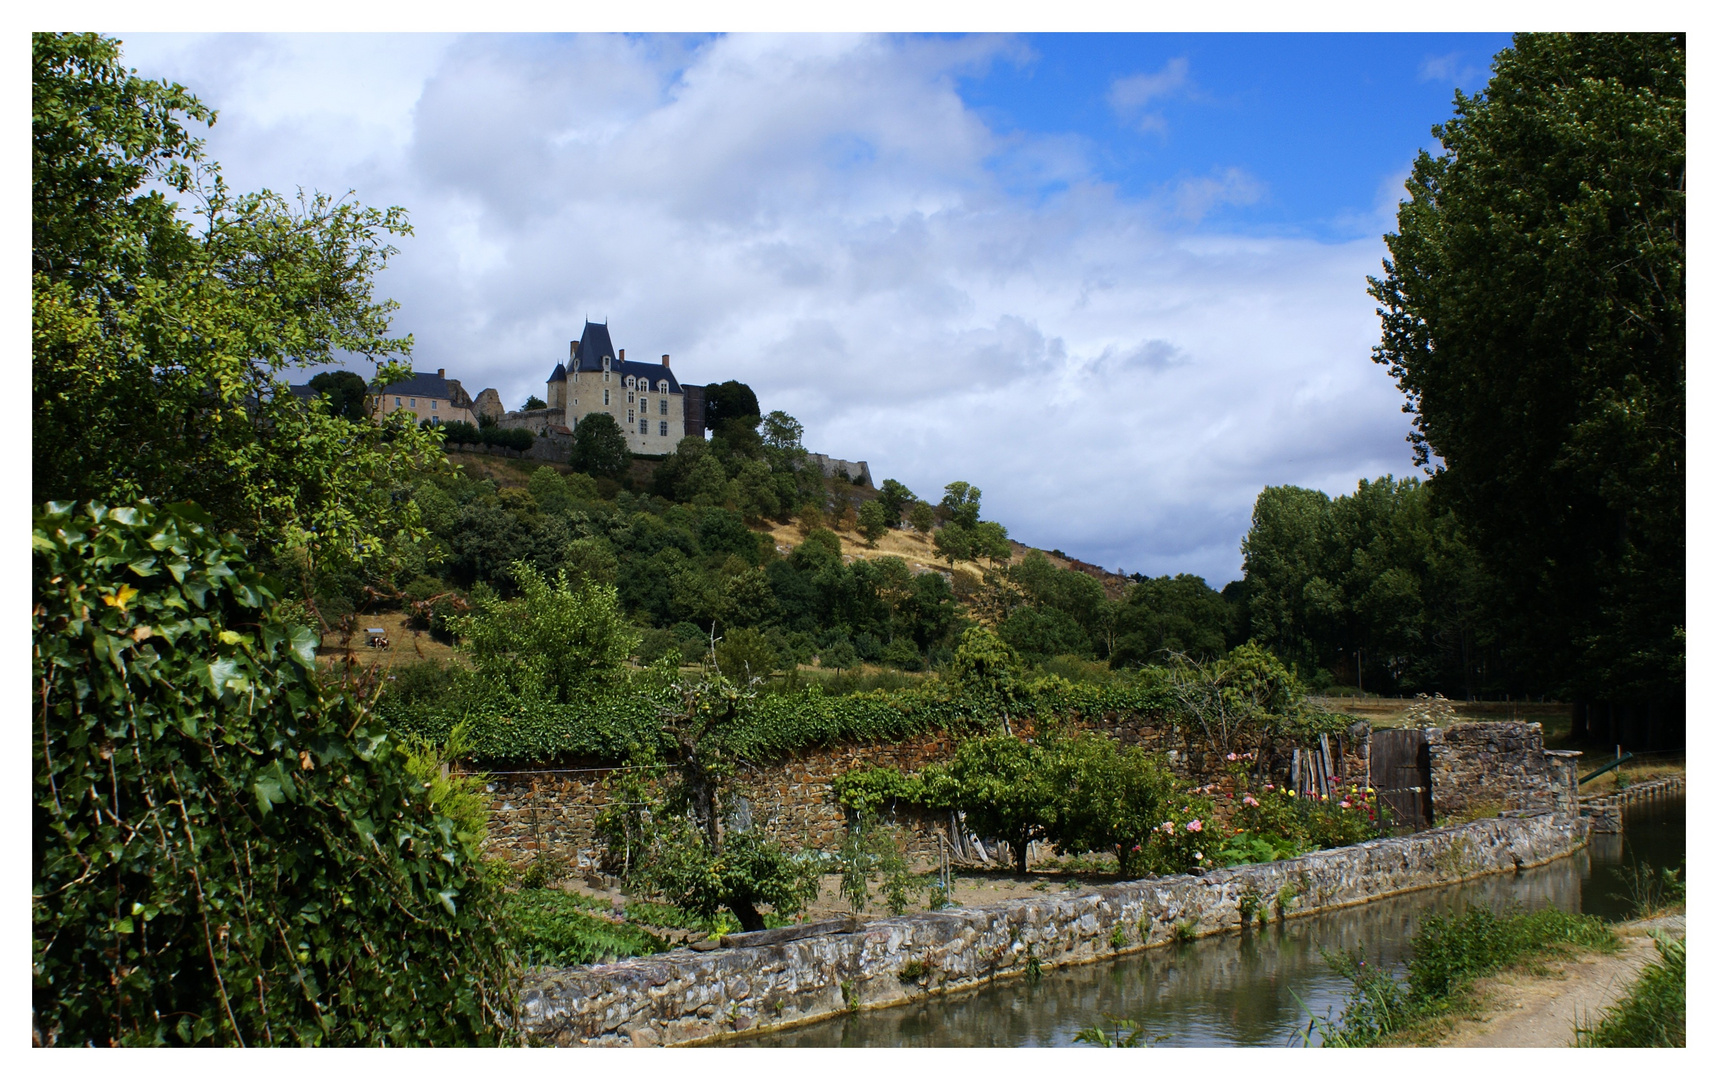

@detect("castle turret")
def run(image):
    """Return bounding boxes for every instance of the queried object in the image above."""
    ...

[546,362,568,410]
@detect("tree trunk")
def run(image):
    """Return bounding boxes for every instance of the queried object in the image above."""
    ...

[728,896,766,934]
[1570,697,1589,741]
[1013,835,1030,875]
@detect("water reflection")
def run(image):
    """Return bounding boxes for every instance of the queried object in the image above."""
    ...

[734,796,1682,1048]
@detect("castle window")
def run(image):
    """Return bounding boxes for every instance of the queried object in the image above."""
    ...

[409,397,417,408]
[430,399,437,411]
[659,420,668,437]
[659,399,668,415]
[603,389,610,406]
[628,409,635,424]
[395,396,401,407]
[628,390,635,404]
[640,418,649,435]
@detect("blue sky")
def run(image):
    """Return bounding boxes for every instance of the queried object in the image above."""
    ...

[958,34,1511,238]
[114,32,1517,585]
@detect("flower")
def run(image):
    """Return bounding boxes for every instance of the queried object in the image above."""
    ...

[1340,801,1352,809]
[1265,784,1274,791]
[1242,795,1259,807]
[1187,819,1203,833]
[1226,752,1238,761]
[1194,852,1204,861]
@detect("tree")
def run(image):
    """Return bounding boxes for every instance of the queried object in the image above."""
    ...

[933,523,972,569]
[451,560,639,704]
[760,410,805,455]
[1046,735,1180,878]
[715,626,780,682]
[1110,574,1232,668]
[570,411,631,478]
[523,394,547,410]
[1369,33,1683,746]
[876,479,915,528]
[307,370,370,421]
[33,33,442,588]
[702,380,760,434]
[907,500,936,534]
[939,481,982,529]
[933,736,1055,874]
[856,499,888,545]
[32,501,514,1046]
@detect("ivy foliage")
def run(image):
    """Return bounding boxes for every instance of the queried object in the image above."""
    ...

[32,501,515,1046]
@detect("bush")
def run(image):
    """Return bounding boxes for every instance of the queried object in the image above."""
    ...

[503,890,667,967]
[439,420,482,446]
[32,500,514,1046]
[716,626,778,681]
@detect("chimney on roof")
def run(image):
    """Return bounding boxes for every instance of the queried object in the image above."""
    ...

[437,368,445,377]
[662,354,670,368]
[618,349,625,361]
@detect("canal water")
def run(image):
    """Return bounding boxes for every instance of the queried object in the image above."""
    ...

[733,795,1684,1047]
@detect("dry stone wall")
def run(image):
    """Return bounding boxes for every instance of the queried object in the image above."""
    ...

[479,717,1370,873]
[1426,722,1581,818]
[518,810,1590,1046]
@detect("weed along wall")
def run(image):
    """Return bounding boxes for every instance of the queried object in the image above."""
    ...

[518,810,1590,1046]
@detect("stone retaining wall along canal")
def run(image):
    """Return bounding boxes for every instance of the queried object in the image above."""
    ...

[519,809,1590,1046]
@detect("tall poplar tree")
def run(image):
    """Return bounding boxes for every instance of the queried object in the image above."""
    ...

[1369,33,1683,747]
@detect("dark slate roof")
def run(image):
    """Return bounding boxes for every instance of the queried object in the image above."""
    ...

[569,320,682,393]
[287,384,320,400]
[380,371,461,399]
[571,321,617,373]
[547,362,567,383]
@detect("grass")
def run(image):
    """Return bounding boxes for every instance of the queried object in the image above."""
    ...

[1574,932,1685,1047]
[1303,905,1618,1047]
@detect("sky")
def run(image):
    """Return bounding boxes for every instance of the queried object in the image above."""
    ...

[112,31,1515,586]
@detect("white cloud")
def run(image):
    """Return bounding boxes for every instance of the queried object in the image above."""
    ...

[113,32,1418,584]
[1418,51,1489,90]
[1107,57,1190,134]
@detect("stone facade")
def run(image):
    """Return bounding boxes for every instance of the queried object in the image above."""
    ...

[805,453,873,487]
[518,810,1590,1046]
[1425,722,1581,818]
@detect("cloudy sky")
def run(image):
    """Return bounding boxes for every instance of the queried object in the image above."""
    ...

[114,31,1512,585]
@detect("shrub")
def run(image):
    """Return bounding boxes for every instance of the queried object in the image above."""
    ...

[32,500,514,1046]
[439,420,482,446]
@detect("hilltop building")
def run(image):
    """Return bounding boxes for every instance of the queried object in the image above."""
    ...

[551,320,700,455]
[371,368,488,426]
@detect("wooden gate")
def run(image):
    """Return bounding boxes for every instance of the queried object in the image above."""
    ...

[1369,728,1434,829]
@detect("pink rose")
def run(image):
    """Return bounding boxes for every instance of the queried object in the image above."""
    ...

[1340,801,1352,809]
[1243,795,1259,807]
[1187,819,1203,833]
[1226,752,1238,761]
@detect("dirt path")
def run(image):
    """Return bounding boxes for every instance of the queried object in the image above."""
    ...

[1438,915,1683,1047]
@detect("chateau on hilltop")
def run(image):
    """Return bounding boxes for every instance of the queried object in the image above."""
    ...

[550,320,697,454]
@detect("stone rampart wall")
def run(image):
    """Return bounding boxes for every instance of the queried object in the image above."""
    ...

[480,717,1372,873]
[519,810,1590,1046]
[1426,722,1581,818]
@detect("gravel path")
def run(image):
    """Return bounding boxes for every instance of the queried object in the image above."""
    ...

[1444,915,1683,1047]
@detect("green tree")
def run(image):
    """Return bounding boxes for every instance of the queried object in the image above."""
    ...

[32,501,513,1046]
[702,380,760,435]
[1369,33,1684,744]
[876,479,916,527]
[939,481,983,529]
[451,560,639,703]
[523,394,548,410]
[934,735,1055,874]
[307,370,371,422]
[1111,574,1232,667]
[570,411,632,479]
[1047,735,1180,878]
[907,500,937,534]
[715,626,780,681]
[856,499,889,545]
[933,523,973,568]
[33,33,443,586]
